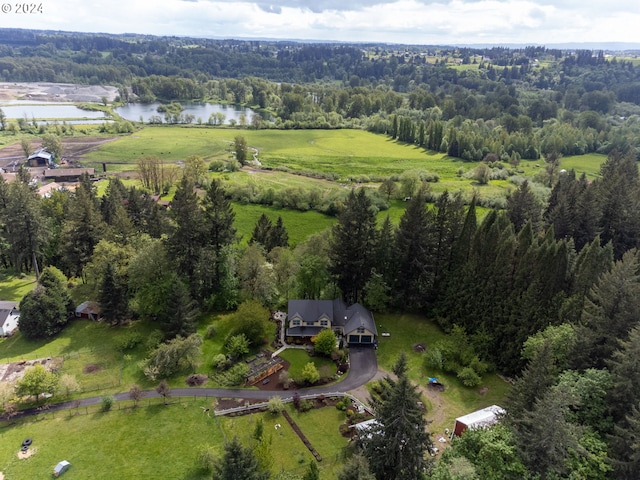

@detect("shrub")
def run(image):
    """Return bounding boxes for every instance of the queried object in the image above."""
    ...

[205,324,217,339]
[195,444,217,472]
[457,367,482,387]
[299,399,314,412]
[424,347,444,371]
[268,396,285,415]
[301,362,320,385]
[186,374,208,386]
[101,395,114,412]
[146,330,164,352]
[115,332,143,351]
[212,354,228,370]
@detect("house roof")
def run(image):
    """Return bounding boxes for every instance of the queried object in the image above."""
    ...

[44,168,95,179]
[455,405,505,429]
[75,301,100,315]
[28,149,53,161]
[286,299,377,336]
[286,326,325,337]
[0,301,19,328]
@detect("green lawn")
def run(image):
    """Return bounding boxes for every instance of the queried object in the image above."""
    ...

[560,153,607,179]
[233,202,336,246]
[0,271,36,302]
[219,404,348,478]
[0,398,225,480]
[374,313,511,434]
[277,349,337,383]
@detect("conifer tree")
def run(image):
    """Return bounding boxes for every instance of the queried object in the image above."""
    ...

[213,437,269,480]
[506,180,542,232]
[201,179,236,254]
[329,189,377,304]
[99,262,128,325]
[159,277,199,339]
[250,213,273,248]
[393,188,434,310]
[574,250,640,369]
[362,354,432,480]
[166,176,204,280]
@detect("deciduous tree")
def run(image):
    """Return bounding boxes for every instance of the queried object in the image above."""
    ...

[15,364,58,403]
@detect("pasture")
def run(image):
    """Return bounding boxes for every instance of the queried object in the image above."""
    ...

[80,126,610,222]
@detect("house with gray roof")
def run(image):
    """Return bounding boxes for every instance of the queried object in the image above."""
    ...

[286,299,378,345]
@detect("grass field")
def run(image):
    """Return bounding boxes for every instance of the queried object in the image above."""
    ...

[220,405,348,478]
[559,153,606,179]
[374,313,511,434]
[0,398,224,480]
[0,272,36,302]
[232,202,336,246]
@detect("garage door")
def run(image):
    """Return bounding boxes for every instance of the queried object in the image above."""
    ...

[360,335,372,343]
[348,335,359,343]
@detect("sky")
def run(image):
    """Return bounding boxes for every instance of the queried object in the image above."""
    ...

[3,0,640,46]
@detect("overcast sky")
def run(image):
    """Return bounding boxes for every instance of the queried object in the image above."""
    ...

[4,0,640,46]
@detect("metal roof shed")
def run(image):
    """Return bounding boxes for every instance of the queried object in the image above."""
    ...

[53,460,71,477]
[453,405,505,437]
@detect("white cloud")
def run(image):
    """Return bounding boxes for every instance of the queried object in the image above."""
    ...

[2,0,640,45]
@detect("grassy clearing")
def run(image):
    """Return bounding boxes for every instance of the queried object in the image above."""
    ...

[233,202,335,246]
[219,404,347,478]
[0,271,36,302]
[0,398,225,480]
[560,153,606,179]
[374,313,511,434]
[0,319,157,394]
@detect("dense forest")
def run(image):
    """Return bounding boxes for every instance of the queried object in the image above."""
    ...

[3,28,640,478]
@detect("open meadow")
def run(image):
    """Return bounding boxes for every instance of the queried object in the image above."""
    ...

[78,126,607,201]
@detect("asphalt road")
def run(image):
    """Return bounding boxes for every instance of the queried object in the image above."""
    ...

[13,347,378,418]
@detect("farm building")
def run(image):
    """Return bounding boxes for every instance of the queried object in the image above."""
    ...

[0,300,19,336]
[75,301,100,321]
[286,299,377,345]
[453,405,505,437]
[28,149,54,167]
[43,167,95,182]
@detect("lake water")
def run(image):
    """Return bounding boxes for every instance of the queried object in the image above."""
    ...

[0,103,108,120]
[115,102,260,124]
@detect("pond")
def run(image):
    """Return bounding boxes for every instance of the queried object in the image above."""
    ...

[114,102,264,124]
[0,102,108,120]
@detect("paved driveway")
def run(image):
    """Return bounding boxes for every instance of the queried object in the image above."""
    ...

[15,346,379,417]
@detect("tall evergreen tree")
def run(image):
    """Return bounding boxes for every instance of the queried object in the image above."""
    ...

[99,262,129,325]
[574,250,640,370]
[506,180,542,232]
[59,184,105,278]
[159,277,199,339]
[362,354,432,480]
[595,150,640,259]
[329,189,377,304]
[393,188,434,310]
[201,179,236,254]
[267,216,289,251]
[166,176,204,280]
[250,214,273,249]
